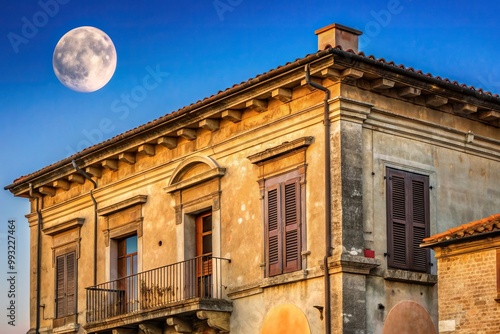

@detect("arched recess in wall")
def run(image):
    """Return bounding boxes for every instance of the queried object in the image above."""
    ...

[260,303,311,334]
[165,155,226,262]
[383,300,436,334]
[167,155,225,190]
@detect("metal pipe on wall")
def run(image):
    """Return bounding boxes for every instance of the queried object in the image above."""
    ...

[29,183,42,334]
[304,64,332,334]
[72,160,98,286]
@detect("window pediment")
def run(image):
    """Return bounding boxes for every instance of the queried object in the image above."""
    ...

[98,195,148,246]
[165,156,226,193]
[97,195,147,216]
[247,136,314,165]
[42,218,84,236]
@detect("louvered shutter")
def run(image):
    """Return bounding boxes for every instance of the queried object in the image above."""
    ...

[66,252,76,315]
[387,168,430,273]
[387,169,408,269]
[266,185,282,276]
[283,179,300,273]
[56,255,66,317]
[56,252,77,318]
[410,175,430,272]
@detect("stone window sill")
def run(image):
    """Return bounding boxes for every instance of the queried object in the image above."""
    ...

[261,270,309,288]
[52,322,79,334]
[227,269,312,300]
[384,269,437,286]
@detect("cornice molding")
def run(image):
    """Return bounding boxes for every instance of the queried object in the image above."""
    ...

[97,195,148,216]
[247,136,314,165]
[42,217,84,236]
[365,107,500,161]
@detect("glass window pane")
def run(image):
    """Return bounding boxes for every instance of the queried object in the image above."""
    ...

[126,235,138,254]
[203,235,212,254]
[132,254,138,275]
[203,215,212,233]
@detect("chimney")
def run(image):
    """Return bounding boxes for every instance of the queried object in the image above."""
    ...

[315,23,362,52]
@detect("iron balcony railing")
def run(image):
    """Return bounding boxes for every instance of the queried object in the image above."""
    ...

[85,256,231,323]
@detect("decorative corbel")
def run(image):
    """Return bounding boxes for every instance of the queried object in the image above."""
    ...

[196,310,230,333]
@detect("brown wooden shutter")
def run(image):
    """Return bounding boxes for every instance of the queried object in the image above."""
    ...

[56,255,66,317]
[266,185,282,276]
[387,168,430,272]
[410,175,429,272]
[387,168,408,269]
[56,252,77,318]
[283,178,300,273]
[66,252,76,315]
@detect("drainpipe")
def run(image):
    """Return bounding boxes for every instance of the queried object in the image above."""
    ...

[29,183,42,334]
[305,64,332,334]
[72,160,98,286]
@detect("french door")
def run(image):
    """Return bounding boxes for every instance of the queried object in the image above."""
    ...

[117,235,138,313]
[196,211,212,297]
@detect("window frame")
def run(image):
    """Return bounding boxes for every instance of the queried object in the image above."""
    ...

[386,167,430,273]
[196,211,213,277]
[117,234,138,279]
[264,170,303,277]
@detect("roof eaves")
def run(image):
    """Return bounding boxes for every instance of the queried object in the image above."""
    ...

[420,228,500,249]
[328,47,500,103]
[421,213,500,248]
[4,49,332,192]
[6,47,500,193]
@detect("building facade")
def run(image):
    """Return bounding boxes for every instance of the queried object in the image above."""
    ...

[421,214,500,333]
[6,23,500,334]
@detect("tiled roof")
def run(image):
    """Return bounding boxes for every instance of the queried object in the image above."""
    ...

[421,213,500,247]
[5,46,500,190]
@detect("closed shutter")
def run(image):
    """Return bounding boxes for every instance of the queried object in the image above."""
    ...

[56,255,66,317]
[66,252,76,315]
[387,168,430,273]
[410,175,429,272]
[56,252,77,318]
[266,185,282,276]
[387,169,408,269]
[283,178,300,273]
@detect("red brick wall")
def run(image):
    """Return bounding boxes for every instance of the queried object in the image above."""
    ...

[437,248,500,333]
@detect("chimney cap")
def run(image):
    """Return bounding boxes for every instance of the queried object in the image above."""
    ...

[314,23,362,37]
[315,23,362,52]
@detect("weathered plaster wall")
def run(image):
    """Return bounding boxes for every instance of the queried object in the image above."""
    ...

[26,66,500,334]
[28,82,335,332]
[350,81,500,333]
[230,277,324,334]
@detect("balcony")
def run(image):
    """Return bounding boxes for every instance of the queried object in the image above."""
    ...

[84,256,232,333]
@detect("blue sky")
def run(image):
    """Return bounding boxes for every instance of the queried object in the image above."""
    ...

[1,0,500,333]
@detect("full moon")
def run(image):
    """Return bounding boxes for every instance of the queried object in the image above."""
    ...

[53,26,117,93]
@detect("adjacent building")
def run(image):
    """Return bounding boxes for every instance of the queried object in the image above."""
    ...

[421,214,500,333]
[6,23,500,334]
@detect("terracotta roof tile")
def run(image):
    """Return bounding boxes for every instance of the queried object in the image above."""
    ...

[422,213,500,246]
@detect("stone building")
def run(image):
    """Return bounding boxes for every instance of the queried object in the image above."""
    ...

[421,214,500,333]
[5,23,500,334]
